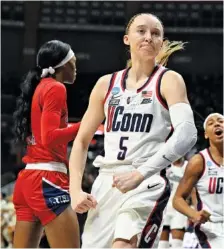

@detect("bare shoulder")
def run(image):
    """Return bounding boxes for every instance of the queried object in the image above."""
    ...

[162,70,186,89]
[90,73,113,101]
[95,74,113,90]
[184,154,204,178]
[161,70,189,105]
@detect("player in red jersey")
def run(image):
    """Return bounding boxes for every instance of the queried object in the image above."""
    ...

[12,40,95,248]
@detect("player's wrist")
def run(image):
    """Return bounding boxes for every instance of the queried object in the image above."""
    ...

[188,208,198,220]
[134,169,145,182]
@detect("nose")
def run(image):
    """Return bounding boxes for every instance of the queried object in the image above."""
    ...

[214,122,220,128]
[145,31,152,42]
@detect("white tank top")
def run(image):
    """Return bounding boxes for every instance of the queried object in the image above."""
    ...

[196,148,224,222]
[166,161,188,210]
[93,65,173,168]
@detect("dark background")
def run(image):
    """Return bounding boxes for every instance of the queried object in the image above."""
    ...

[1,1,223,246]
[1,0,223,185]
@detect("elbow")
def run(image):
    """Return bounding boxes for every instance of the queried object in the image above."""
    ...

[74,137,89,152]
[42,132,57,148]
[175,122,198,156]
[172,196,178,209]
[172,195,182,211]
[69,138,89,161]
[42,137,55,149]
[185,123,198,149]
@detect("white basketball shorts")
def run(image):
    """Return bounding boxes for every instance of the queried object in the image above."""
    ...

[81,165,171,248]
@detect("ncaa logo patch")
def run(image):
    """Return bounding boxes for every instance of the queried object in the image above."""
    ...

[207,161,212,167]
[111,87,120,95]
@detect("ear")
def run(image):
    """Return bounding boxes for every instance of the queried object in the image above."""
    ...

[123,34,130,46]
[204,131,208,140]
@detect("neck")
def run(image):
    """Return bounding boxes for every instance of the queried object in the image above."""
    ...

[55,71,64,83]
[129,55,156,82]
[209,143,224,163]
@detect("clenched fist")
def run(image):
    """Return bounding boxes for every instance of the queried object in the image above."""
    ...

[112,170,144,193]
[190,210,211,224]
[71,190,97,214]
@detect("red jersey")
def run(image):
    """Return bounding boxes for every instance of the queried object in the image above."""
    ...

[22,78,80,166]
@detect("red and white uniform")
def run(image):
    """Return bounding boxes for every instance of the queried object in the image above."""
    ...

[13,78,80,225]
[194,148,224,248]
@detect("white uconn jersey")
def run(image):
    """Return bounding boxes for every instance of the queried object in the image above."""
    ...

[196,148,224,222]
[94,65,173,168]
[167,161,187,210]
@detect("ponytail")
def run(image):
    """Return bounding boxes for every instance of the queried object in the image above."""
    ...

[14,67,42,145]
[155,39,186,66]
[126,39,186,68]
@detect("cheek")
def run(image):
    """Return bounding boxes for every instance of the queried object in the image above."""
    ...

[206,130,213,139]
[131,34,143,43]
[155,38,163,48]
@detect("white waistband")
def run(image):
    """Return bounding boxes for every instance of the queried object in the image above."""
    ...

[25,162,67,174]
[99,165,137,174]
[210,216,224,223]
[99,165,162,177]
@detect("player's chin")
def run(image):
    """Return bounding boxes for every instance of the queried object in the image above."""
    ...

[73,74,77,82]
[215,137,223,144]
[212,134,223,144]
[139,52,156,61]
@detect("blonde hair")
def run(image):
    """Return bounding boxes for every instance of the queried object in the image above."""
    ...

[125,13,186,67]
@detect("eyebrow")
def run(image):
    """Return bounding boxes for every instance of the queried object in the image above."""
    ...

[136,25,161,31]
[208,117,223,122]
[136,25,147,29]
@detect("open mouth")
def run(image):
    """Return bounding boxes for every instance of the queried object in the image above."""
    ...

[214,128,223,136]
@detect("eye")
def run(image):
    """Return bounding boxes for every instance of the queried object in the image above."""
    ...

[152,31,160,36]
[138,29,145,34]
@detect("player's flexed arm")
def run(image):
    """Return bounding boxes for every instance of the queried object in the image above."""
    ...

[173,155,211,224]
[113,71,197,193]
[69,74,112,213]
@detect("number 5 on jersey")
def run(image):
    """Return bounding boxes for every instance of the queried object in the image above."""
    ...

[117,136,129,160]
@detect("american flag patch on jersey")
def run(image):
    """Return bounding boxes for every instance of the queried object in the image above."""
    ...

[142,90,152,98]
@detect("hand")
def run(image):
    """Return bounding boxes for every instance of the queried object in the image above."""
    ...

[190,210,211,224]
[112,170,144,193]
[71,190,97,214]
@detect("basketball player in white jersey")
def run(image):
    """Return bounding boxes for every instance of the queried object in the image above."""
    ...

[69,13,197,248]
[173,113,224,248]
[159,157,188,248]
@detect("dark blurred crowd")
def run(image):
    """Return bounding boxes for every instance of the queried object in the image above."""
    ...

[2,71,223,178]
[1,67,223,247]
[1,3,223,248]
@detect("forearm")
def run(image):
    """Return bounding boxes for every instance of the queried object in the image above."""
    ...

[136,122,197,178]
[69,140,88,193]
[136,103,197,178]
[45,122,80,146]
[41,111,80,147]
[173,196,197,219]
